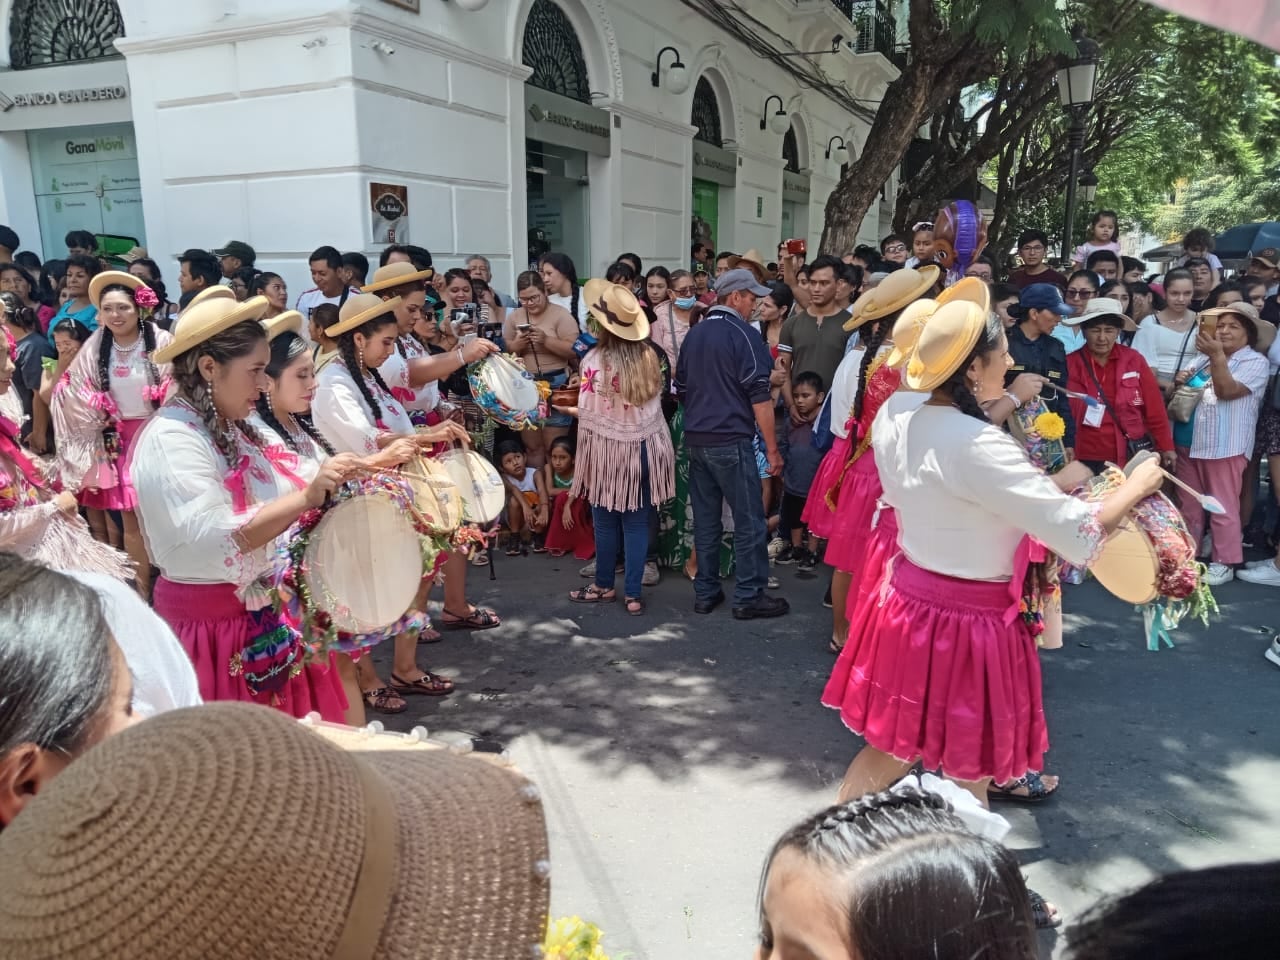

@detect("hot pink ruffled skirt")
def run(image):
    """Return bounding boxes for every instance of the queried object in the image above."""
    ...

[822,557,1048,784]
[801,430,851,541]
[820,450,883,576]
[154,577,347,723]
[78,416,144,511]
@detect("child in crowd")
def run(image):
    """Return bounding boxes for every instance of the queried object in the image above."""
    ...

[904,221,935,268]
[776,370,826,571]
[1071,209,1121,268]
[1174,227,1223,286]
[542,436,593,560]
[498,439,548,555]
[756,787,1037,960]
[993,282,1020,329]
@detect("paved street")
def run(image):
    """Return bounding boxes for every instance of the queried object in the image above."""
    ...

[371,553,1280,960]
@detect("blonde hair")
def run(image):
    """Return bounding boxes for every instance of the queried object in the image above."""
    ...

[594,326,662,407]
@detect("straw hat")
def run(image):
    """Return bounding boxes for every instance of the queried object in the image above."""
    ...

[0,703,550,960]
[118,245,148,264]
[87,269,144,309]
[583,279,650,341]
[183,285,237,315]
[263,310,303,341]
[845,265,940,331]
[903,298,990,392]
[885,298,940,368]
[153,295,270,364]
[361,261,435,295]
[727,249,769,285]
[325,292,403,338]
[936,276,991,313]
[1065,296,1127,328]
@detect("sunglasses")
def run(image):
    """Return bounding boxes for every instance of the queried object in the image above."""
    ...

[671,286,695,295]
[1065,288,1094,299]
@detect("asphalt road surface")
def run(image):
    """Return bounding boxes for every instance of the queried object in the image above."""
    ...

[370,551,1280,959]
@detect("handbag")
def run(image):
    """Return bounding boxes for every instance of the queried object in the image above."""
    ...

[1164,323,1205,423]
[1084,358,1156,460]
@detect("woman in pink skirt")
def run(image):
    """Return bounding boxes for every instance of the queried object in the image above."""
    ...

[823,302,1164,806]
[52,271,174,598]
[131,294,360,722]
[804,266,938,652]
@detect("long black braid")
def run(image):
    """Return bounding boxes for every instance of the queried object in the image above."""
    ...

[258,331,340,457]
[939,313,1005,424]
[95,284,162,410]
[296,416,338,457]
[171,321,270,469]
[337,323,395,424]
[254,395,337,458]
[851,317,887,423]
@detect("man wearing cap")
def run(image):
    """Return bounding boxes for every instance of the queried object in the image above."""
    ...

[676,268,789,621]
[1006,283,1076,457]
[1246,248,1280,326]
[0,225,18,265]
[214,241,256,280]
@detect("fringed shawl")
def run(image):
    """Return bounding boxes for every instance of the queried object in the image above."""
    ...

[571,347,675,512]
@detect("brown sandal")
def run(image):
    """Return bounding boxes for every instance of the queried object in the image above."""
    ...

[362,687,407,714]
[569,584,616,604]
[389,672,454,696]
[441,606,502,630]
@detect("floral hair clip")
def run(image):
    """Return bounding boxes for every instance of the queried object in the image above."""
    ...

[134,285,160,310]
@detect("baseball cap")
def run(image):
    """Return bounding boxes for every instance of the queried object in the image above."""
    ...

[1020,282,1074,316]
[714,268,770,297]
[1249,247,1279,270]
[0,225,18,252]
[213,240,256,264]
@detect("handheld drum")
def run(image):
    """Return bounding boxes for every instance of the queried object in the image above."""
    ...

[400,456,462,534]
[469,354,544,430]
[436,448,506,524]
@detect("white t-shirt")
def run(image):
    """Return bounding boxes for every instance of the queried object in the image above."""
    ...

[294,286,362,329]
[873,394,1106,581]
[549,291,590,333]
[1131,314,1204,379]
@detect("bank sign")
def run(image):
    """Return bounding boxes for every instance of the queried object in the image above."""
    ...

[0,86,128,111]
[0,61,132,133]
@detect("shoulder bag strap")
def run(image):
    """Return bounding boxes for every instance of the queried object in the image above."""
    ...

[1169,318,1197,384]
[1083,358,1133,442]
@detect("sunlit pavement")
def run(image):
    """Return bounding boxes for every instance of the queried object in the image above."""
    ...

[369,554,1280,960]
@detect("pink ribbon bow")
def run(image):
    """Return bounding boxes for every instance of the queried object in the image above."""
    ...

[263,445,306,492]
[391,386,416,403]
[224,455,253,513]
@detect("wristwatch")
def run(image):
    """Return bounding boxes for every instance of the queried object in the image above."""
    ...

[1004,391,1023,410]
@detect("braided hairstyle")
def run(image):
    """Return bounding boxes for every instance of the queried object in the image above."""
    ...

[936,312,1005,424]
[759,785,1036,960]
[852,313,892,423]
[255,331,335,457]
[539,252,580,325]
[374,279,427,359]
[171,320,270,469]
[95,283,162,409]
[336,315,398,425]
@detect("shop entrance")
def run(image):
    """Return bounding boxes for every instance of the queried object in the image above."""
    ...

[27,122,144,260]
[691,179,719,256]
[525,139,591,272]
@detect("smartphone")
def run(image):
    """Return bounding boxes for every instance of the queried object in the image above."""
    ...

[518,323,533,332]
[1199,314,1217,338]
[785,238,807,256]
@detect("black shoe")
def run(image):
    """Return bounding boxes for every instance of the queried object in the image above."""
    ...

[694,591,725,615]
[774,545,798,565]
[797,549,817,573]
[732,594,790,620]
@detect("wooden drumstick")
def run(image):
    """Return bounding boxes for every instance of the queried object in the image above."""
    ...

[1123,450,1226,515]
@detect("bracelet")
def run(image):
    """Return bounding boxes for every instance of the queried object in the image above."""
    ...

[1004,391,1022,410]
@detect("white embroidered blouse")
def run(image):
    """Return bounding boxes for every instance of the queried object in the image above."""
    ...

[312,358,415,455]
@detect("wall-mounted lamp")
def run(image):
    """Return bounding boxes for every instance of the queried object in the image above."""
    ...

[370,41,396,56]
[651,46,689,95]
[760,94,788,134]
[825,136,849,166]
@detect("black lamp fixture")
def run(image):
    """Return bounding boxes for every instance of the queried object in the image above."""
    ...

[651,46,689,94]
[1078,168,1099,204]
[825,135,848,166]
[1057,25,1101,261]
[760,95,788,134]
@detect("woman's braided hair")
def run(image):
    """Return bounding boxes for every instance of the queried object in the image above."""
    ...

[171,320,269,469]
[95,283,162,410]
[337,315,398,424]
[937,313,1005,424]
[255,331,337,457]
[852,314,890,423]
[760,785,1036,960]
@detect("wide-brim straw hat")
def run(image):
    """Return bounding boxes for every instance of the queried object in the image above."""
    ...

[0,703,550,960]
[727,249,769,285]
[903,298,990,392]
[885,299,940,368]
[87,269,145,309]
[846,265,940,331]
[326,292,403,338]
[361,261,435,295]
[264,310,303,341]
[1064,296,1127,328]
[583,278,650,341]
[181,285,237,316]
[153,295,270,364]
[1201,301,1275,354]
[936,276,991,313]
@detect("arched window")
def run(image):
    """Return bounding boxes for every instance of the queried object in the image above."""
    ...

[521,0,591,104]
[691,77,723,148]
[9,0,125,70]
[782,126,800,173]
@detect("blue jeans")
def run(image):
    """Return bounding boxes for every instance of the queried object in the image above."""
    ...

[593,505,653,597]
[688,440,768,604]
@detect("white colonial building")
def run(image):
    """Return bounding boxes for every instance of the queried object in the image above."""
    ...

[0,0,902,295]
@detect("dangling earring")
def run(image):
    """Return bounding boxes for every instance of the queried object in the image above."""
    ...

[263,388,273,414]
[356,344,365,371]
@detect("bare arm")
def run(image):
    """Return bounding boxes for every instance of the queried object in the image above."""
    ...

[753,399,782,477]
[1197,333,1251,400]
[781,255,810,311]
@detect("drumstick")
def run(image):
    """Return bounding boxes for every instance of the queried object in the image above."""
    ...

[1043,382,1100,407]
[1123,450,1227,515]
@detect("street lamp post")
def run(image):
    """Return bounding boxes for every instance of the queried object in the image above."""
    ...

[1057,27,1100,263]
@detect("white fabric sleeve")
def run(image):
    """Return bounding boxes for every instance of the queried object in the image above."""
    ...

[312,370,381,455]
[50,329,109,492]
[953,427,1106,567]
[1130,319,1159,371]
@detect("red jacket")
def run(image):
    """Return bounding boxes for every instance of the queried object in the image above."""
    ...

[1066,343,1173,465]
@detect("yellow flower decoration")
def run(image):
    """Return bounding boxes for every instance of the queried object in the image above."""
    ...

[544,916,610,960]
[1034,411,1066,442]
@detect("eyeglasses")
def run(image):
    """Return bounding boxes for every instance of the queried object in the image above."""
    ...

[671,286,695,296]
[1020,244,1046,253]
[884,244,907,254]
[517,294,543,304]
[1065,288,1095,300]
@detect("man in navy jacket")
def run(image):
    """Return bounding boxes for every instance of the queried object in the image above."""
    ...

[675,269,790,621]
